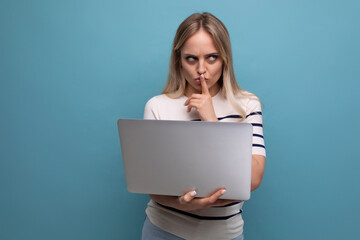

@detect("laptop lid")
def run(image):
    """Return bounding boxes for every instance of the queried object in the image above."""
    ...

[117,119,253,200]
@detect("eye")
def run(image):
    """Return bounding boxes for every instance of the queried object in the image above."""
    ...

[208,55,218,62]
[186,56,197,62]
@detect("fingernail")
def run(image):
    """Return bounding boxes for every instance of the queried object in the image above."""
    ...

[190,191,197,197]
[201,74,204,78]
[220,189,226,195]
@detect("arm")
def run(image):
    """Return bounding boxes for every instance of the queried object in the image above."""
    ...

[251,154,266,191]
[245,95,266,191]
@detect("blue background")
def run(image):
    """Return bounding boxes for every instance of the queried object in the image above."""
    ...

[1,0,359,239]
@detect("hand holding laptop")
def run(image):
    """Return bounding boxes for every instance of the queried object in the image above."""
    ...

[150,188,239,212]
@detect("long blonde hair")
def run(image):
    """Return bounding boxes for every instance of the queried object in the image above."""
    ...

[163,12,254,121]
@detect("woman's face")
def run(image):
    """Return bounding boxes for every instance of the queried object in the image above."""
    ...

[180,30,223,97]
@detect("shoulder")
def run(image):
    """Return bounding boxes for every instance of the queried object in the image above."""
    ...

[144,94,180,109]
[144,95,161,109]
[144,94,164,114]
[143,94,166,120]
[144,94,187,120]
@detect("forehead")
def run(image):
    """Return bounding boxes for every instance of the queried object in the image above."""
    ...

[181,30,218,55]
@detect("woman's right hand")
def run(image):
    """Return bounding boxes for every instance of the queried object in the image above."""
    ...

[150,188,239,211]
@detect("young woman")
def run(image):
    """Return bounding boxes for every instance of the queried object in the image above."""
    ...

[142,12,266,240]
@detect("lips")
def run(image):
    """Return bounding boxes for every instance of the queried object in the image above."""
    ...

[195,78,209,84]
[194,77,208,81]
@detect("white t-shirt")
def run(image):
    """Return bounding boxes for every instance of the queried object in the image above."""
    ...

[143,89,266,240]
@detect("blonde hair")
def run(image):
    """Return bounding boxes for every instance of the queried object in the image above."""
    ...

[163,12,256,121]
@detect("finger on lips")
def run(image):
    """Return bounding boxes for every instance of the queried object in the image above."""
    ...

[184,74,209,107]
[200,74,209,94]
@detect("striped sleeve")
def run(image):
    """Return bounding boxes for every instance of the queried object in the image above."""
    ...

[245,98,266,157]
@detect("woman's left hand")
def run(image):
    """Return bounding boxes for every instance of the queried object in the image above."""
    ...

[184,74,218,122]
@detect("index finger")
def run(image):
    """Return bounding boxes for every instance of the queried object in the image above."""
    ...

[200,74,210,95]
[178,190,197,204]
[206,188,227,204]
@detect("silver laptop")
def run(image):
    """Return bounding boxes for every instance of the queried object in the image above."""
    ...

[117,119,253,200]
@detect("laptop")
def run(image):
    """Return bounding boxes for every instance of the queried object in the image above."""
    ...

[117,119,253,200]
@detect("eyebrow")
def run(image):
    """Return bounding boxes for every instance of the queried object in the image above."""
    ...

[183,52,219,57]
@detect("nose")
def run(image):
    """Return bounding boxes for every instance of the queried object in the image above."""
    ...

[197,59,206,75]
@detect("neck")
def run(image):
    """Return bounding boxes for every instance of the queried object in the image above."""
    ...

[184,83,220,97]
